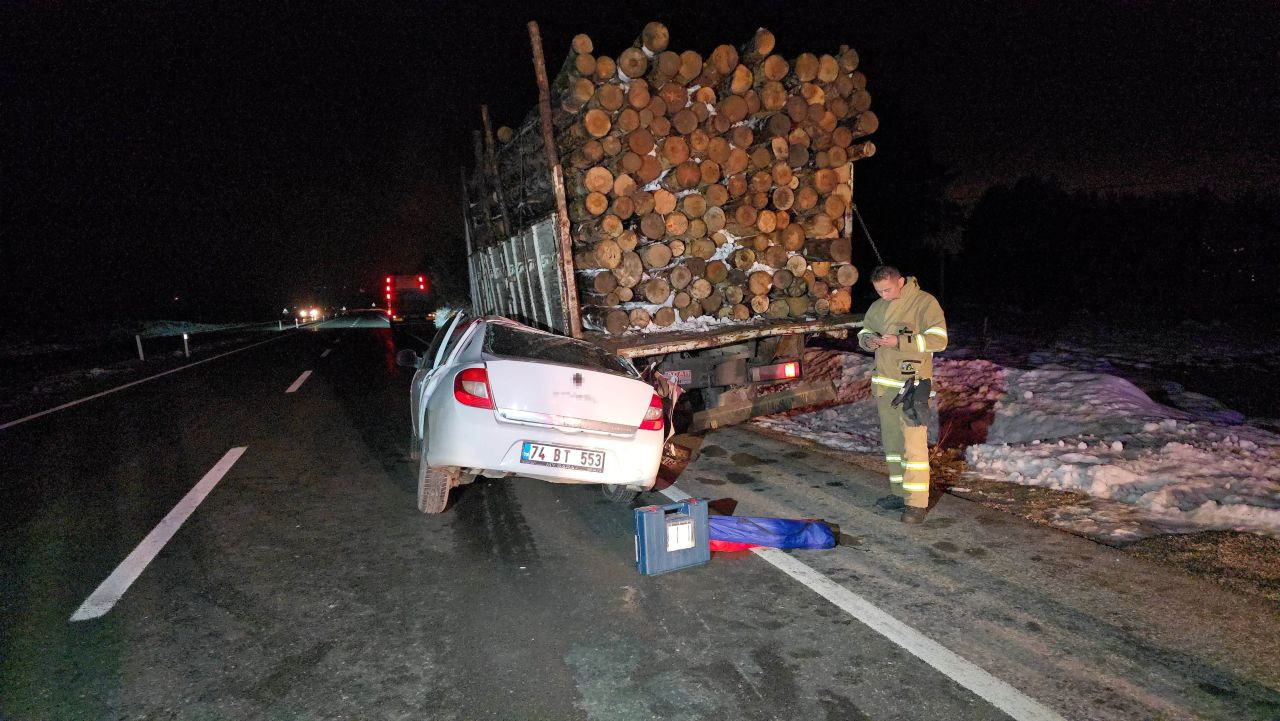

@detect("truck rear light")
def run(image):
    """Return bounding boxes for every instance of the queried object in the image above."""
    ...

[749,360,801,382]
[639,393,664,431]
[454,367,494,409]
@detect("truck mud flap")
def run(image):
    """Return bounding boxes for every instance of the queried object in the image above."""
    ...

[689,380,838,432]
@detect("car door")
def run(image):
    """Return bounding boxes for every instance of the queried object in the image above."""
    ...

[410,311,467,440]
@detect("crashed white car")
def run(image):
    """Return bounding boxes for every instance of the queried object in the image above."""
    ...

[398,313,665,513]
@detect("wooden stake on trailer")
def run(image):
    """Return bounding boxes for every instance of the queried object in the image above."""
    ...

[844,161,854,242]
[480,105,513,237]
[529,21,583,338]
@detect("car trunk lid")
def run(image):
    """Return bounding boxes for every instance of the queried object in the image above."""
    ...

[484,359,651,435]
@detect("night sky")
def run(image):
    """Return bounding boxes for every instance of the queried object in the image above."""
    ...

[5,1,1277,324]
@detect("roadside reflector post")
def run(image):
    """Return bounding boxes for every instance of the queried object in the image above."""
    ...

[135,335,145,361]
[278,320,283,331]
[294,318,299,328]
[182,333,190,358]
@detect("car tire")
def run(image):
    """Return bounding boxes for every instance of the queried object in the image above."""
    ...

[600,484,639,504]
[416,444,458,514]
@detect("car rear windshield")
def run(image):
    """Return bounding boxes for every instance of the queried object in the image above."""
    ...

[484,323,637,377]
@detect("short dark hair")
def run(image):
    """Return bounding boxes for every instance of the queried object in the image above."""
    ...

[870,265,902,282]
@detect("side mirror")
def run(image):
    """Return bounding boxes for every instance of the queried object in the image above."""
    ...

[395,349,421,369]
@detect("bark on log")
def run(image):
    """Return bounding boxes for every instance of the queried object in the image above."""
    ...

[583,270,617,294]
[806,236,852,262]
[741,28,776,63]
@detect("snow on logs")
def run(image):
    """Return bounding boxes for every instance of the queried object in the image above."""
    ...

[495,23,876,334]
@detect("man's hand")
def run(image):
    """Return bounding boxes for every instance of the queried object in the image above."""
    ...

[877,334,899,348]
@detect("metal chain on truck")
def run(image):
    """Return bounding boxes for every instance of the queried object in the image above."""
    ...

[850,203,884,266]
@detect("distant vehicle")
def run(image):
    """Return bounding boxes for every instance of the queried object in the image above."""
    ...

[396,312,665,513]
[383,274,434,326]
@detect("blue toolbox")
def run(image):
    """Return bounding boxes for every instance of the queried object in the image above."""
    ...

[634,499,710,576]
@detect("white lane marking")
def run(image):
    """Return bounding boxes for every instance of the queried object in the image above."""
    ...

[658,485,1064,721]
[1,333,293,431]
[321,348,332,358]
[71,447,247,621]
[285,370,312,393]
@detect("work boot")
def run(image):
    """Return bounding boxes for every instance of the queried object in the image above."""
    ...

[874,495,905,510]
[901,506,929,524]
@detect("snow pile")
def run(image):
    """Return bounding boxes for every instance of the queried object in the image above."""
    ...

[968,422,1280,538]
[982,367,1187,443]
[754,350,1280,539]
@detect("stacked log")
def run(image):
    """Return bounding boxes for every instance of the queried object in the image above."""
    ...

[495,24,877,334]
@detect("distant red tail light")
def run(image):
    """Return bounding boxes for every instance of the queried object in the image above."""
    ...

[639,393,664,431]
[454,367,494,409]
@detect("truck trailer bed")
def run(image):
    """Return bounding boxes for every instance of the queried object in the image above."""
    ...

[591,314,865,359]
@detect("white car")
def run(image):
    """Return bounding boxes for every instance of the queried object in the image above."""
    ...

[398,313,665,513]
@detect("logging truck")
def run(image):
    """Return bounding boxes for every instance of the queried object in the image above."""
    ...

[462,22,876,431]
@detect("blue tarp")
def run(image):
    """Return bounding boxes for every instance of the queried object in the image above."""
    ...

[707,515,836,550]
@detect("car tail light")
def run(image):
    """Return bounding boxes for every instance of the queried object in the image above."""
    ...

[749,360,801,382]
[639,393,664,431]
[454,367,494,409]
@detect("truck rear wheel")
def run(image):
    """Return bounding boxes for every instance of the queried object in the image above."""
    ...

[416,443,458,514]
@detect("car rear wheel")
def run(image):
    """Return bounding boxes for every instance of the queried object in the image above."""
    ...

[600,484,639,504]
[416,441,458,514]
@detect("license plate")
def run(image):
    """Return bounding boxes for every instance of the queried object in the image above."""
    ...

[660,369,692,386]
[520,442,604,472]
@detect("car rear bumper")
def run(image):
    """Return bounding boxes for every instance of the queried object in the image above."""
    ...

[426,403,662,488]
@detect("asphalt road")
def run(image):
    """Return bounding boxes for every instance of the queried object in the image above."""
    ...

[2,313,1277,720]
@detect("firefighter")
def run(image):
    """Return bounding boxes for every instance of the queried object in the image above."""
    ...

[857,265,948,523]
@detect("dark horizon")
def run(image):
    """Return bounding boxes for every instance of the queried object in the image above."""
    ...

[4,1,1277,326]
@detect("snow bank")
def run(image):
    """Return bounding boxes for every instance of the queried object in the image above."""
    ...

[754,349,1280,539]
